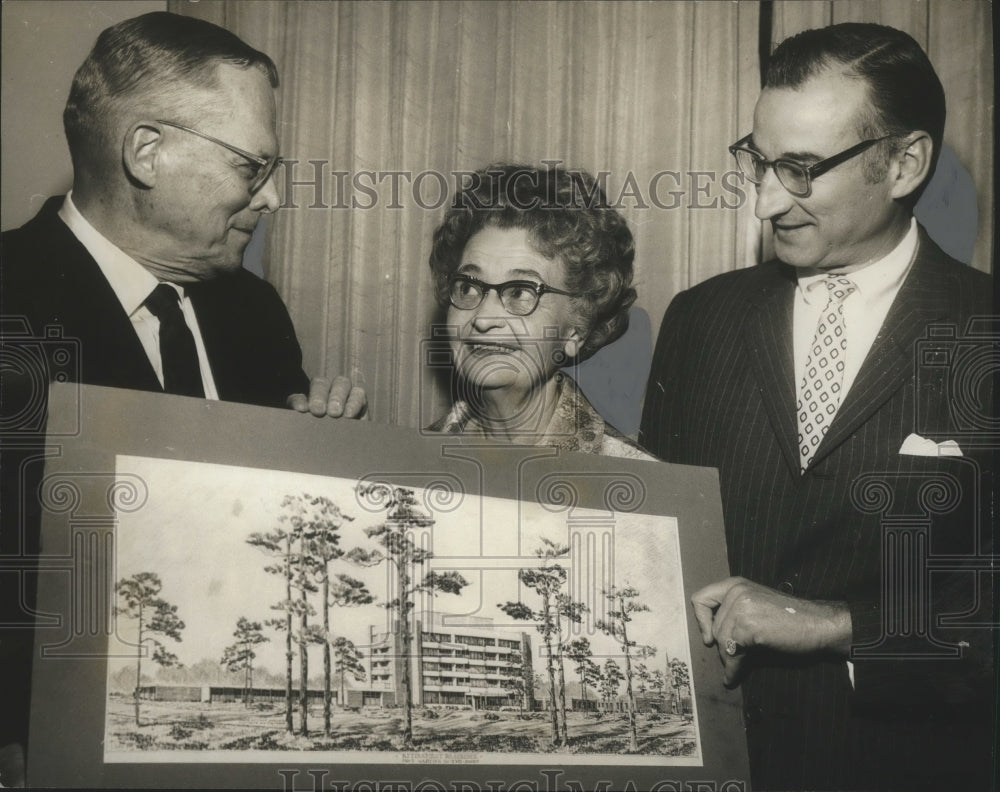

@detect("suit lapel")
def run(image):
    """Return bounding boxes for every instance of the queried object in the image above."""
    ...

[40,201,163,392]
[742,266,801,476]
[807,231,951,469]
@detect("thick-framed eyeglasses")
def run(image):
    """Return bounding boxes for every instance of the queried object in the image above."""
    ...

[447,273,578,317]
[728,133,893,198]
[157,119,282,194]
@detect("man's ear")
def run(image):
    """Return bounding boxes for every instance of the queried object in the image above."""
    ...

[889,131,934,201]
[122,122,164,188]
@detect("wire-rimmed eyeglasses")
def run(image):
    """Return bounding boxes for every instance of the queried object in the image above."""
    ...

[728,133,893,198]
[447,273,578,317]
[157,119,282,194]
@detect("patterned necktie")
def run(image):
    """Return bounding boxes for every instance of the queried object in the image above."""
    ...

[144,283,205,398]
[797,276,856,471]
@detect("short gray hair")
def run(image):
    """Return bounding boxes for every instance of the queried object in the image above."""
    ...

[64,11,278,168]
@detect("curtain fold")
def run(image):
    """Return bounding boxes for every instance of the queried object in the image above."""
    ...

[169,0,989,428]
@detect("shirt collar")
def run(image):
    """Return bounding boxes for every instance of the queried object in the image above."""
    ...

[58,192,176,315]
[796,217,918,306]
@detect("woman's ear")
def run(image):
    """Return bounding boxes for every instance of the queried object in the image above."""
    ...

[563,328,585,361]
[122,122,164,188]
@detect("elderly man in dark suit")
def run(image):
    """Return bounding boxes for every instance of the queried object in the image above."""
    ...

[0,13,365,784]
[640,23,994,791]
[2,12,364,415]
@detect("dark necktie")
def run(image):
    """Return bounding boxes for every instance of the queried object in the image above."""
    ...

[144,283,205,398]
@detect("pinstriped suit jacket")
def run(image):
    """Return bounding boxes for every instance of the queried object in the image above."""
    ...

[640,227,994,790]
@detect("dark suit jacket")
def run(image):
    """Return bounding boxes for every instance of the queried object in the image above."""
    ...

[0,197,309,752]
[2,196,309,406]
[640,228,995,790]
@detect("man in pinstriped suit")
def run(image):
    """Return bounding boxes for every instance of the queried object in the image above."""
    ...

[640,24,994,790]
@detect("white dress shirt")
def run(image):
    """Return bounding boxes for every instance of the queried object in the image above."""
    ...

[793,218,919,407]
[58,193,219,398]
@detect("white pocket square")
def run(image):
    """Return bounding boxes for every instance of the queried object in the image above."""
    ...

[899,433,963,457]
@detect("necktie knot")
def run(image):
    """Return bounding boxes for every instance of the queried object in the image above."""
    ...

[824,275,856,304]
[145,282,184,319]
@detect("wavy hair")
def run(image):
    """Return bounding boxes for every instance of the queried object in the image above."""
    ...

[429,164,636,362]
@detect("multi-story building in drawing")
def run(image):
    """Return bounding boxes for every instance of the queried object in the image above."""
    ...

[365,612,535,711]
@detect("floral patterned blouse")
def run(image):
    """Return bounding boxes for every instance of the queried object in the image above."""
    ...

[429,373,656,461]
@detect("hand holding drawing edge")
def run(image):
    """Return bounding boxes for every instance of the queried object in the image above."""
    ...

[288,371,369,420]
[691,576,852,687]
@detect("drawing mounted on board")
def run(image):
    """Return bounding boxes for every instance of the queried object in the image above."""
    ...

[104,455,700,765]
[28,385,749,788]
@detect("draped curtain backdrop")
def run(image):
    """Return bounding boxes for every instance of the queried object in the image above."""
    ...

[170,0,992,429]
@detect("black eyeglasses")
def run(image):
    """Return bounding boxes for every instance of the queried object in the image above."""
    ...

[447,273,578,317]
[157,119,282,194]
[728,133,893,197]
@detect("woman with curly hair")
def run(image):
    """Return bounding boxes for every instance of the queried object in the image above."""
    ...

[427,164,654,459]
